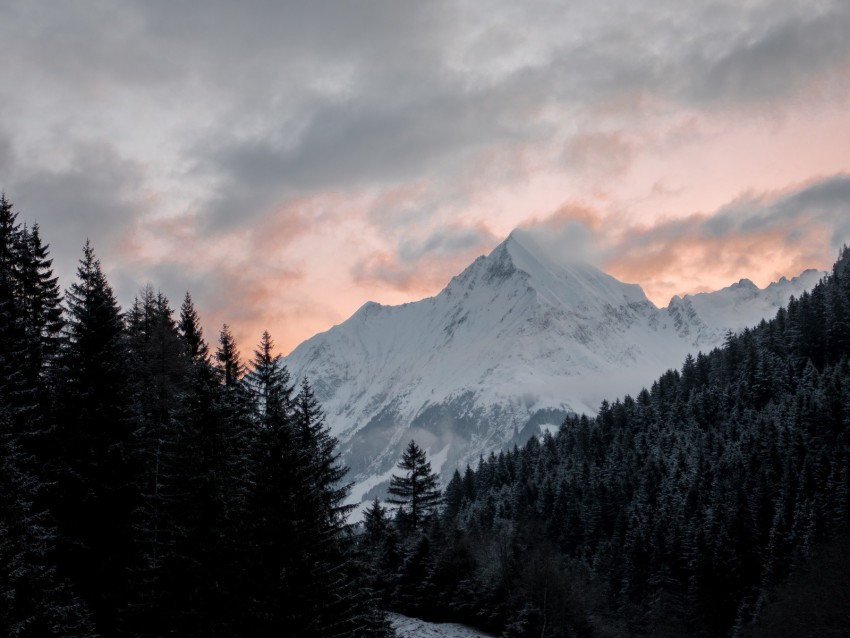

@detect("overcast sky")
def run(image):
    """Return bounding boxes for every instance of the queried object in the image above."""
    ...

[2,0,849,353]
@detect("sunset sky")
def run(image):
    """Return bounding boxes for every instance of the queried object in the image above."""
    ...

[2,1,850,354]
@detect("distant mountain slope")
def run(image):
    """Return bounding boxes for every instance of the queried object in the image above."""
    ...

[283,229,823,505]
[667,270,823,346]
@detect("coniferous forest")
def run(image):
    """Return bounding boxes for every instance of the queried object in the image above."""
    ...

[0,195,392,636]
[2,191,850,637]
[362,252,850,637]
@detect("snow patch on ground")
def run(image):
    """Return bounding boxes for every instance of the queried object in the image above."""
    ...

[388,613,495,637]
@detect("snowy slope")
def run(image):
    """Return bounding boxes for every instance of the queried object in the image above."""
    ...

[667,271,824,346]
[389,613,495,637]
[283,229,824,507]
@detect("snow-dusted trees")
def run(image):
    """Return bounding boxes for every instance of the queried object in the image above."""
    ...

[376,246,850,637]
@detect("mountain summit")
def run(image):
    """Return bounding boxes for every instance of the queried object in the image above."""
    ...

[283,230,824,506]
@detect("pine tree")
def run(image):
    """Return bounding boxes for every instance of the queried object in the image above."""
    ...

[387,440,442,534]
[359,498,400,606]
[16,224,63,387]
[50,240,137,634]
[0,197,94,636]
[245,351,389,636]
[216,323,244,388]
[242,331,300,635]
[246,330,291,424]
[363,498,390,548]
[178,291,208,362]
[290,378,363,636]
[164,324,252,636]
[294,378,352,522]
[444,468,464,520]
[0,194,28,429]
[124,287,188,635]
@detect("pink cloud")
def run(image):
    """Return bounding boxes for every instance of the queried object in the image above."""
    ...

[524,175,850,306]
[352,222,498,294]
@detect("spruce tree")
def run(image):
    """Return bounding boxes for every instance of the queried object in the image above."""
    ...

[246,330,291,424]
[443,468,464,520]
[177,291,208,362]
[164,324,252,636]
[51,240,136,634]
[0,194,28,429]
[16,224,63,389]
[359,498,400,607]
[124,287,188,635]
[243,332,298,635]
[291,378,386,637]
[0,197,94,636]
[388,440,442,534]
[216,323,245,388]
[294,378,352,522]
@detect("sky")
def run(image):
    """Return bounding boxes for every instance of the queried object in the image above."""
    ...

[1,0,849,354]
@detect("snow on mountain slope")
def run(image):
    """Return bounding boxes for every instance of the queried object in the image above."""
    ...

[283,229,824,507]
[666,270,824,345]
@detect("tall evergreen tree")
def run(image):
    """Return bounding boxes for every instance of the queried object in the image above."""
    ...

[163,323,252,636]
[16,224,63,387]
[246,330,291,424]
[13,223,64,471]
[290,378,384,636]
[0,197,92,636]
[0,194,28,428]
[216,323,244,388]
[388,440,442,534]
[243,333,298,635]
[178,291,208,363]
[294,378,352,523]
[51,240,136,634]
[124,287,188,635]
[245,337,387,636]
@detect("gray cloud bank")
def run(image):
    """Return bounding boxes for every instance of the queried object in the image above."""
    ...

[1,0,848,337]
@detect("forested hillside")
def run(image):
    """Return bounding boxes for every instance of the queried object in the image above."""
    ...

[0,196,391,636]
[364,248,850,637]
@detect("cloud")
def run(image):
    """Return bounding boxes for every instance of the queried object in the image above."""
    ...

[352,223,498,293]
[0,130,12,177]
[3,0,850,353]
[689,3,850,106]
[7,143,150,286]
[635,176,850,297]
[519,202,604,264]
[526,174,850,304]
[562,131,635,176]
[397,224,497,263]
[5,1,850,229]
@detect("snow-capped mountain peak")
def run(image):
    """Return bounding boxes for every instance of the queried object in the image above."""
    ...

[282,230,825,511]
